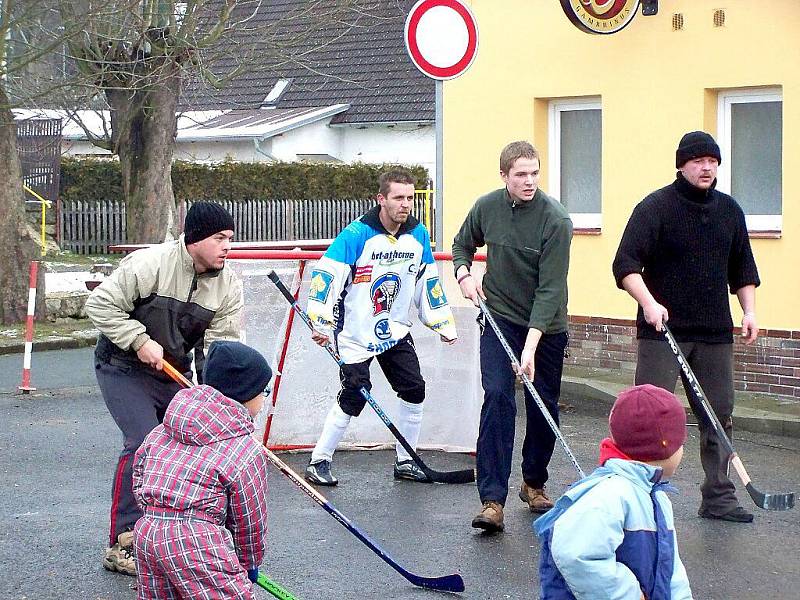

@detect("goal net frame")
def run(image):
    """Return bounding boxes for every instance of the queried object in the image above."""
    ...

[227,247,486,456]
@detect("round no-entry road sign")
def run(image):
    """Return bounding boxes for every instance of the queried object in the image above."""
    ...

[404,0,479,80]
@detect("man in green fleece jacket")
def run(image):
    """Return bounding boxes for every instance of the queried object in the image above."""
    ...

[452,141,572,533]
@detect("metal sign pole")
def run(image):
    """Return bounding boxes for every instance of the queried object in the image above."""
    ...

[404,0,479,251]
[435,79,444,251]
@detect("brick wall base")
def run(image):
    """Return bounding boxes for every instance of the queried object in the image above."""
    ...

[567,316,800,399]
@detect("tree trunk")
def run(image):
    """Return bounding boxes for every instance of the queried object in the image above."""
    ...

[108,68,180,244]
[0,89,46,325]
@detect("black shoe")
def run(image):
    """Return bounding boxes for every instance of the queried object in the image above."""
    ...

[393,459,432,483]
[305,460,338,486]
[699,506,754,523]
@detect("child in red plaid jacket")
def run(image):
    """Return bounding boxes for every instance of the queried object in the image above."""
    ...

[133,341,272,600]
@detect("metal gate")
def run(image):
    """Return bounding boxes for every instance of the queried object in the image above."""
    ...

[16,118,62,241]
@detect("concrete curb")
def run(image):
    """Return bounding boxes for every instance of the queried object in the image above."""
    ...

[562,379,800,440]
[3,338,798,440]
[0,334,98,356]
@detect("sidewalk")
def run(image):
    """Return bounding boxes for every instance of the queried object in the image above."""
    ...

[3,323,798,439]
[0,321,98,355]
[561,364,800,439]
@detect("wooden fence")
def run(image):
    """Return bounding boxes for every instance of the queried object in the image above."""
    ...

[60,193,435,254]
[61,199,127,254]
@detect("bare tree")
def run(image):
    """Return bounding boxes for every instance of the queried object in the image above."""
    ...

[0,1,91,323]
[61,0,379,243]
[0,0,385,321]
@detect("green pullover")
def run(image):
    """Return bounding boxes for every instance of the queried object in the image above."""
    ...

[452,187,572,334]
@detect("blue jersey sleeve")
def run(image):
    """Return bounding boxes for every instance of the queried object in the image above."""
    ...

[411,224,434,265]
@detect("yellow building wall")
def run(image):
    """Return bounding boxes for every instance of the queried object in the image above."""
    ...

[443,0,800,330]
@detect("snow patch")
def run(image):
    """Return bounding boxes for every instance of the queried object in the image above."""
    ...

[45,271,99,294]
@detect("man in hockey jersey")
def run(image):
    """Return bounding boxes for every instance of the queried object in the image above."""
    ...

[303,169,458,486]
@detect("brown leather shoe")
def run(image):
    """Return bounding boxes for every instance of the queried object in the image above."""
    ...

[102,531,136,576]
[471,501,505,532]
[519,483,554,513]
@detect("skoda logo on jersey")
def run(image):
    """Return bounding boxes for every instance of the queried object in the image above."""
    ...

[374,318,392,340]
[371,272,402,316]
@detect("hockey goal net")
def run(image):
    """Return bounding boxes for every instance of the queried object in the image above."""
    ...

[226,249,485,454]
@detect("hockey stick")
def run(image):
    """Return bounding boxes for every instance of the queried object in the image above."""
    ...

[267,270,475,485]
[256,573,300,600]
[662,324,795,511]
[477,298,586,479]
[161,361,466,593]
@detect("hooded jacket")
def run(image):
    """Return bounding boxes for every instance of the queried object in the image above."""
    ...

[534,456,693,600]
[133,385,268,569]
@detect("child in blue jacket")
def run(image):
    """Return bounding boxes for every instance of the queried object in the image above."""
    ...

[534,384,693,599]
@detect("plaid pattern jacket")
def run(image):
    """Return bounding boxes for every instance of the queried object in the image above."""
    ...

[133,385,269,569]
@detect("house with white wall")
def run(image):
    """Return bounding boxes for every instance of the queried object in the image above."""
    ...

[19,1,435,182]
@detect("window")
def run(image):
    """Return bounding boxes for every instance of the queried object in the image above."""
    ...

[548,98,602,229]
[262,78,293,106]
[717,88,782,231]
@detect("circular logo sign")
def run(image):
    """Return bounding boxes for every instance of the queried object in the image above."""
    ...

[405,0,479,80]
[559,0,640,35]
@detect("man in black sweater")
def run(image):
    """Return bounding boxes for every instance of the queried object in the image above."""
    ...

[613,131,760,523]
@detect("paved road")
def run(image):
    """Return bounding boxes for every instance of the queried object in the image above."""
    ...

[0,347,96,393]
[1,348,799,599]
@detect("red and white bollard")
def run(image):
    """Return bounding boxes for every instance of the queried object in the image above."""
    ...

[19,260,39,394]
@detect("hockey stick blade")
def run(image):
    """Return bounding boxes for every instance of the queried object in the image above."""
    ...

[283,459,466,593]
[268,270,475,484]
[663,325,795,511]
[403,573,466,593]
[256,573,300,600]
[746,483,794,511]
[161,362,465,594]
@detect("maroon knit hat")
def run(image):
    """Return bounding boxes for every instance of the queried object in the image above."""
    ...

[609,384,687,461]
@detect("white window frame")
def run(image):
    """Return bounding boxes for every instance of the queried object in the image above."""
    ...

[716,87,782,231]
[548,97,602,229]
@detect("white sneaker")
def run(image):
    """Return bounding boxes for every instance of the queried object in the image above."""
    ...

[305,460,338,486]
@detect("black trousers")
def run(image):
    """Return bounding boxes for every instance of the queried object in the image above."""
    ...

[476,313,568,505]
[635,339,738,513]
[95,358,184,545]
[337,334,425,417]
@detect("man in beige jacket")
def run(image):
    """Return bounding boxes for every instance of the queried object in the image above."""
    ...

[85,202,243,576]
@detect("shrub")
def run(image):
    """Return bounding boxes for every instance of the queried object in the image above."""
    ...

[60,158,430,202]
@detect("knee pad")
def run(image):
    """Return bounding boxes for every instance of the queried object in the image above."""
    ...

[338,388,367,417]
[398,384,425,405]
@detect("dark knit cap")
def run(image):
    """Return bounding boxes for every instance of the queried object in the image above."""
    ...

[204,341,272,404]
[675,131,722,168]
[184,202,235,245]
[609,384,687,461]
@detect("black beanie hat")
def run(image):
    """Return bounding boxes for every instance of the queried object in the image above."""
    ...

[184,202,235,245]
[204,341,272,404]
[675,131,721,168]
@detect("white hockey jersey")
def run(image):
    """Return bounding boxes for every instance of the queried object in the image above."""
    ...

[307,207,458,363]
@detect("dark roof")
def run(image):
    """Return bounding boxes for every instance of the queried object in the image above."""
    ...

[184,1,434,124]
